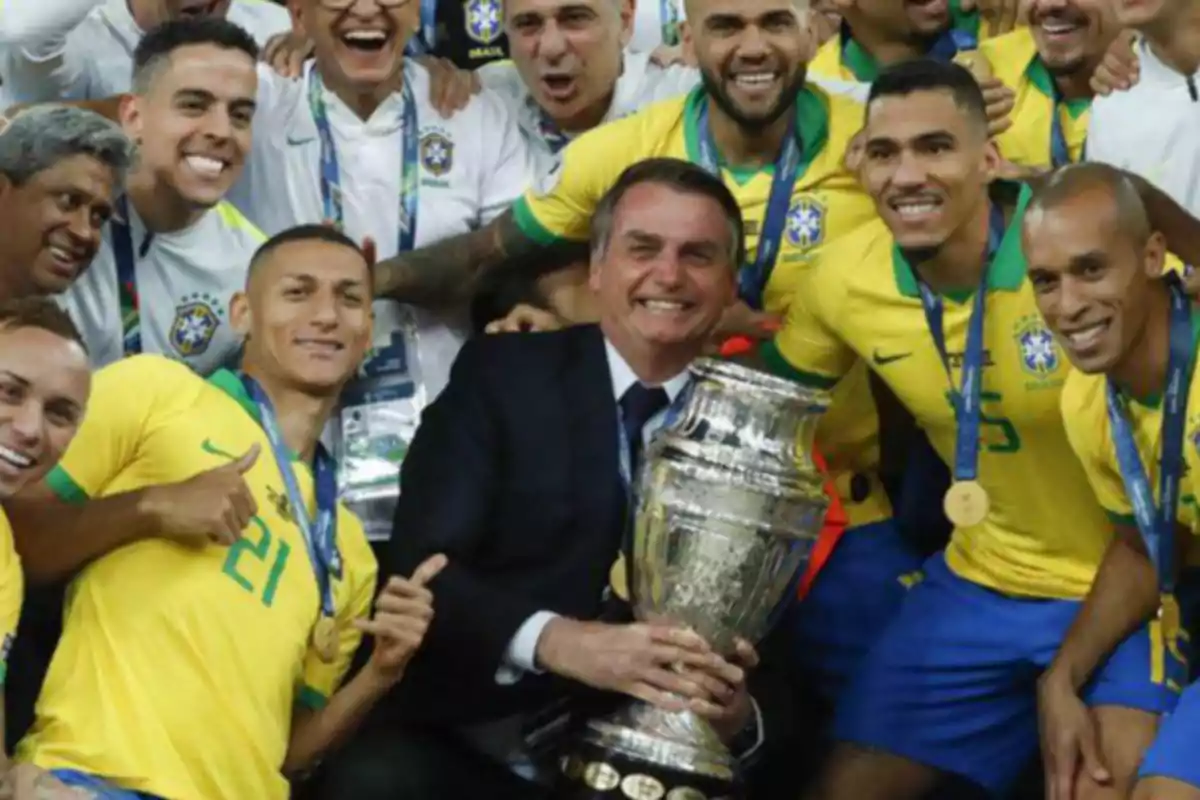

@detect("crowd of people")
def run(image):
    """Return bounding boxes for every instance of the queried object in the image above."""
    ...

[0,0,1196,797]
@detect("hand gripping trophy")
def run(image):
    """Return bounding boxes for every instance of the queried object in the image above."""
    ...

[557,358,831,800]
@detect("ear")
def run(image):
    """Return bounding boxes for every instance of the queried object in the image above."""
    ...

[289,0,309,39]
[980,137,1002,182]
[618,0,636,48]
[588,255,603,294]
[681,20,696,64]
[1144,231,1168,279]
[117,93,142,142]
[229,290,252,339]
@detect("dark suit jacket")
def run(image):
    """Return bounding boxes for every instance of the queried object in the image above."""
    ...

[380,325,794,758]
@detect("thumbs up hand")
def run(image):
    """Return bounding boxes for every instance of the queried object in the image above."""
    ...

[359,554,449,686]
[140,443,262,546]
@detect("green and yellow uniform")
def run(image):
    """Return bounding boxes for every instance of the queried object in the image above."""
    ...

[1060,322,1200,542]
[19,355,377,800]
[810,8,1004,84]
[0,508,22,686]
[768,182,1110,598]
[981,28,1090,169]
[514,84,890,528]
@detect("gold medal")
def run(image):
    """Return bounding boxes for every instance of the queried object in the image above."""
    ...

[609,553,630,602]
[312,615,338,663]
[944,480,990,528]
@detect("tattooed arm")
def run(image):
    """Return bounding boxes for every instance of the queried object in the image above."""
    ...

[373,210,589,308]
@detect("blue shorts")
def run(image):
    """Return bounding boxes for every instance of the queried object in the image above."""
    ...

[51,770,162,799]
[1139,678,1200,787]
[785,518,926,703]
[835,553,1188,797]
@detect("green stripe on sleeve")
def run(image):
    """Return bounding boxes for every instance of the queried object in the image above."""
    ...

[45,466,89,505]
[296,685,328,711]
[759,341,840,389]
[512,198,570,246]
[1105,510,1137,527]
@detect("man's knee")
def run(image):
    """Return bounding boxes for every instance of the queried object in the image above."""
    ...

[807,743,941,800]
[1132,776,1200,800]
[1090,705,1162,796]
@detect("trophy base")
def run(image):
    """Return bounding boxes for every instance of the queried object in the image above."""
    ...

[552,704,740,800]
[555,738,739,800]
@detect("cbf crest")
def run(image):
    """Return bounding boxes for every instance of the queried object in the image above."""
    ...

[464,0,502,45]
[785,195,825,250]
[170,292,223,357]
[420,130,454,180]
[1014,314,1060,379]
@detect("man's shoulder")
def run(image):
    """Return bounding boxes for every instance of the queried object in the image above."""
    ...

[226,0,291,41]
[459,325,598,374]
[979,27,1037,86]
[1061,368,1107,434]
[813,217,894,284]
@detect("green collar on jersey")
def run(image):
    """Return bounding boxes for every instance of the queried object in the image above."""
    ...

[681,85,828,182]
[839,0,979,83]
[891,180,1032,302]
[207,368,307,463]
[1026,56,1091,119]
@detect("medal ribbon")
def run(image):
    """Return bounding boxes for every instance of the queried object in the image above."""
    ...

[242,375,342,619]
[308,67,419,253]
[916,202,1006,486]
[927,28,979,62]
[695,98,801,310]
[1106,277,1193,595]
[112,195,145,356]
[1049,89,1071,169]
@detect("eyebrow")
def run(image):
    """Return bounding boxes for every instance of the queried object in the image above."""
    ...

[0,370,30,387]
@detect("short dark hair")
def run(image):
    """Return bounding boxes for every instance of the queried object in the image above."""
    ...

[132,18,260,92]
[591,157,746,267]
[1026,162,1151,244]
[248,224,369,282]
[0,296,86,353]
[867,58,988,131]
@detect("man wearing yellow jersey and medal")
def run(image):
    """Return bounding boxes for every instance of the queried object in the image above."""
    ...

[766,59,1200,800]
[0,301,91,798]
[1025,166,1200,800]
[7,225,443,800]
[976,0,1119,172]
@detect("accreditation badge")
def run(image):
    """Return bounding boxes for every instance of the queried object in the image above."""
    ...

[336,304,425,541]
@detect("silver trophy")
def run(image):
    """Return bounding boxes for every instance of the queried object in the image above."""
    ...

[560,358,831,799]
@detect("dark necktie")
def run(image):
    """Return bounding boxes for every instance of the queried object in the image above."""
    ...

[620,383,670,481]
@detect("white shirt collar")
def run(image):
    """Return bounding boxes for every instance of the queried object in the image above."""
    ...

[1138,35,1198,83]
[604,337,690,403]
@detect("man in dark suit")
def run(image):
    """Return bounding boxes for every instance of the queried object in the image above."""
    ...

[319,158,794,798]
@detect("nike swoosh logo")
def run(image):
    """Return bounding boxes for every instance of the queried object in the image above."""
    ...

[872,349,912,366]
[201,439,237,460]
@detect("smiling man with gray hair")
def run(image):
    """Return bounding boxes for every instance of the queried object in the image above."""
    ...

[0,105,133,301]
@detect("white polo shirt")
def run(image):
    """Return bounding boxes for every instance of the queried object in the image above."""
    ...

[58,200,264,376]
[477,51,698,174]
[1086,37,1200,215]
[0,0,290,103]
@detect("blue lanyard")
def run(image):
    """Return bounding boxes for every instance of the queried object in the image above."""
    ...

[308,68,419,253]
[1106,279,1193,594]
[695,99,801,311]
[916,202,1006,485]
[1049,88,1071,169]
[242,375,342,617]
[927,28,978,62]
[112,195,146,357]
[531,100,570,155]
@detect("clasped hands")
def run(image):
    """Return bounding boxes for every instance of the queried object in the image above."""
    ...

[535,618,759,744]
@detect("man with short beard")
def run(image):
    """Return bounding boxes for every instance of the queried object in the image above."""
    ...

[976,0,1119,171]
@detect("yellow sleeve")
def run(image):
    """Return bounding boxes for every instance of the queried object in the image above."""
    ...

[762,265,857,388]
[510,116,644,244]
[1060,372,1134,523]
[44,355,195,504]
[296,510,378,709]
[0,510,22,685]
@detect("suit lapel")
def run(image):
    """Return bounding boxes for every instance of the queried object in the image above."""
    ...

[562,326,624,549]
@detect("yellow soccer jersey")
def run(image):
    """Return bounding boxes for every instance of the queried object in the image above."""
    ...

[18,355,377,800]
[982,28,1089,169]
[810,9,1005,84]
[1060,332,1200,550]
[0,507,22,686]
[770,182,1111,599]
[514,84,891,527]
